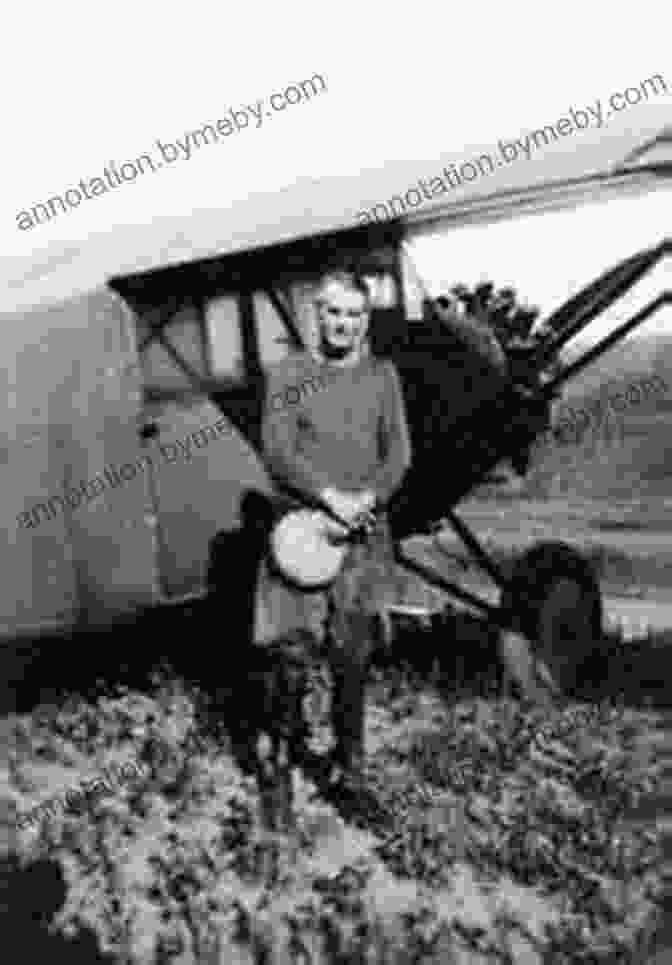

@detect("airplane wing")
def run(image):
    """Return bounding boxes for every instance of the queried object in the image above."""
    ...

[3,102,670,315]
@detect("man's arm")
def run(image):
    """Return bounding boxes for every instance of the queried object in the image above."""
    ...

[364,362,412,506]
[261,368,331,504]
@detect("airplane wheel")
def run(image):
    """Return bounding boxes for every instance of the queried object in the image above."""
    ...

[499,541,603,698]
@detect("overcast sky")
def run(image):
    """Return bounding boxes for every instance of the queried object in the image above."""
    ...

[2,0,670,332]
[410,191,671,340]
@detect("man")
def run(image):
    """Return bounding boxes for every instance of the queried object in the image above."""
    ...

[254,269,412,792]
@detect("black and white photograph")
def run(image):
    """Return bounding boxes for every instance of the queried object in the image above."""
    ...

[0,7,671,962]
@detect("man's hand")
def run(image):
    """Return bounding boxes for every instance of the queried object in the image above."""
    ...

[355,489,376,515]
[320,488,366,526]
[320,488,376,527]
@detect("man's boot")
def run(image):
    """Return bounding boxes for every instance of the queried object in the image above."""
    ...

[329,652,368,793]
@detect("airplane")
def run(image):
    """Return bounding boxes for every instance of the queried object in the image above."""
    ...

[0,102,669,706]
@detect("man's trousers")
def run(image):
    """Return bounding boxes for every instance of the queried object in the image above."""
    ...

[253,515,394,769]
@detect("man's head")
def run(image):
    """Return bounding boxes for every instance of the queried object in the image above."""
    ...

[313,270,370,363]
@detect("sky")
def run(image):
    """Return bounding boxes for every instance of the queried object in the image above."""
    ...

[1,1,670,327]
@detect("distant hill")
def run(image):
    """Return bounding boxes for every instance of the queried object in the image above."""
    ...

[558,334,672,400]
[524,333,672,502]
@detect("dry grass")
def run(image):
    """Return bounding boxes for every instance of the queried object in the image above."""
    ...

[1,658,669,964]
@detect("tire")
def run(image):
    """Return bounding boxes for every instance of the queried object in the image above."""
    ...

[499,541,603,698]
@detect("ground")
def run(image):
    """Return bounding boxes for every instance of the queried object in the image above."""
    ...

[1,493,671,963]
[0,661,669,963]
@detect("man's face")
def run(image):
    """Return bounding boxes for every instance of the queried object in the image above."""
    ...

[315,280,369,359]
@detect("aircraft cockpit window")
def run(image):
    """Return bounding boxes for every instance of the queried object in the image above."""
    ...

[135,299,208,391]
[363,275,397,310]
[255,292,295,368]
[205,295,246,381]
